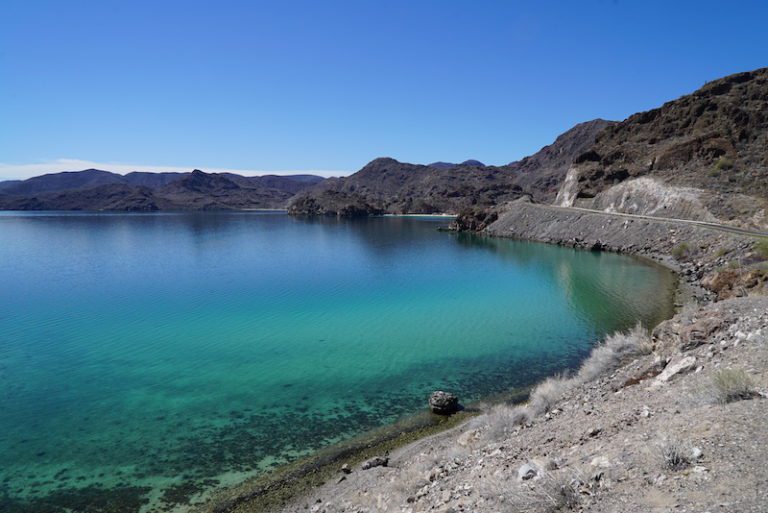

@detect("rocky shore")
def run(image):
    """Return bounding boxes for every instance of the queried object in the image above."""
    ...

[483,199,768,303]
[275,296,767,513]
[216,200,768,513]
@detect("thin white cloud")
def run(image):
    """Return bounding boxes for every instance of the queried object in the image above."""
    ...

[0,158,350,181]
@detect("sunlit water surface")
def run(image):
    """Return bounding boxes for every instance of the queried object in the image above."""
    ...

[0,212,675,512]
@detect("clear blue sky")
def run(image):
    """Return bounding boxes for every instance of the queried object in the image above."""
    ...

[1,0,766,178]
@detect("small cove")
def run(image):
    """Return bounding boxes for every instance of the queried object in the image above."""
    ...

[0,212,675,512]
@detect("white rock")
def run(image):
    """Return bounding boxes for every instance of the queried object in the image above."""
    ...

[651,355,696,388]
[691,446,703,460]
[590,456,611,468]
[517,462,539,481]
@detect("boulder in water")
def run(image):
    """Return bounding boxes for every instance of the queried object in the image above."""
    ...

[429,391,459,415]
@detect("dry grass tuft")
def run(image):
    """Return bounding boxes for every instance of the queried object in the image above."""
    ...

[533,471,581,512]
[479,404,532,441]
[709,368,756,404]
[658,437,693,471]
[528,375,576,416]
[576,323,651,383]
[477,324,651,442]
[515,470,581,512]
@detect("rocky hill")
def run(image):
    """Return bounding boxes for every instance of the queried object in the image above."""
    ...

[288,120,614,217]
[0,169,325,211]
[558,68,768,229]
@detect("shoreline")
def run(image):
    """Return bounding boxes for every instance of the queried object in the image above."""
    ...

[196,216,692,513]
[192,387,532,513]
[208,203,766,513]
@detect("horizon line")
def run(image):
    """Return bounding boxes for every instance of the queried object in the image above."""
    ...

[0,159,352,181]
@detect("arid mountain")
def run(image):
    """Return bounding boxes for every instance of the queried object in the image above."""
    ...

[0,169,127,196]
[0,184,160,211]
[288,119,614,216]
[558,67,768,229]
[0,169,325,211]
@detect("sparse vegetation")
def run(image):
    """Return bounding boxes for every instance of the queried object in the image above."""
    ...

[658,437,693,471]
[477,404,532,442]
[576,323,652,383]
[709,368,756,404]
[480,468,582,512]
[529,374,572,415]
[713,156,734,171]
[479,324,650,442]
[671,242,691,260]
[534,471,581,512]
[755,238,768,260]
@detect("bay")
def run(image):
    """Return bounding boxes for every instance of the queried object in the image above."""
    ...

[0,212,674,511]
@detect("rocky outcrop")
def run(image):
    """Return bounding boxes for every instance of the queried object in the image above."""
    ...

[448,208,499,232]
[428,391,459,415]
[564,68,768,229]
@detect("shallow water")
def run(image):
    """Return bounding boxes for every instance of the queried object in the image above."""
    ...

[0,212,674,511]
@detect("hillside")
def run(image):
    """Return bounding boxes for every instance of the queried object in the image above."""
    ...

[288,120,614,216]
[558,68,768,229]
[0,169,325,211]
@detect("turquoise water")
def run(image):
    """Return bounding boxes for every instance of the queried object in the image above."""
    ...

[0,212,674,512]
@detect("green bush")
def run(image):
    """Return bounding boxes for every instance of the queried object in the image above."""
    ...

[756,238,768,260]
[671,242,691,260]
[713,156,734,171]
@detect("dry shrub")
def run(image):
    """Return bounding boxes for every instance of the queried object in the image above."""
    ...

[577,323,651,383]
[528,375,576,416]
[709,368,756,404]
[477,324,651,442]
[658,437,692,471]
[479,404,532,442]
[480,469,581,512]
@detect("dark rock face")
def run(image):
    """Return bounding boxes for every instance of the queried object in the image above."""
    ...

[510,119,615,202]
[449,209,499,232]
[288,120,613,217]
[568,67,768,224]
[429,391,459,415]
[0,169,325,211]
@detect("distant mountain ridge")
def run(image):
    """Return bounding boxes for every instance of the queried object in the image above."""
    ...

[0,169,325,211]
[11,68,765,217]
[427,160,486,169]
[288,119,615,216]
